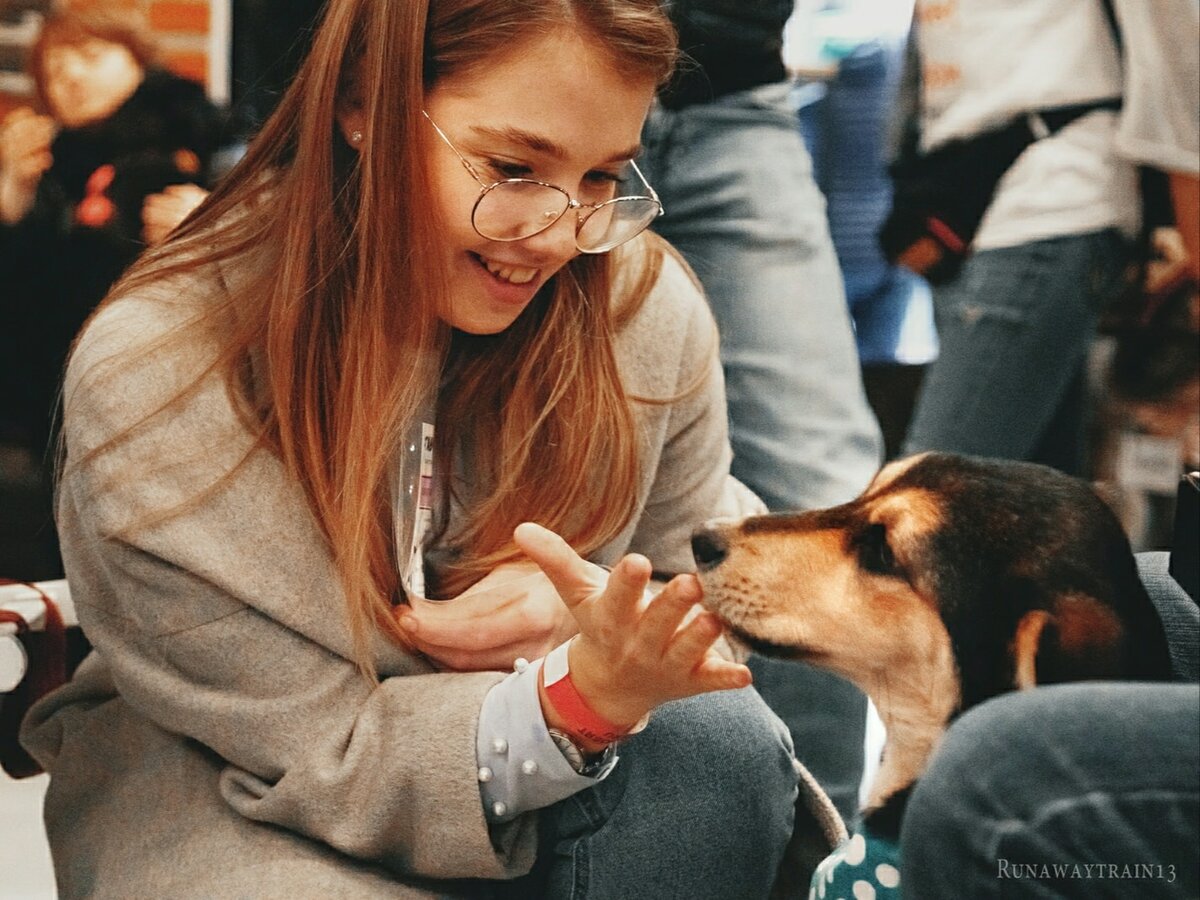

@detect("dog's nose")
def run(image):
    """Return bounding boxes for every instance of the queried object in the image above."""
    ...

[691,528,728,572]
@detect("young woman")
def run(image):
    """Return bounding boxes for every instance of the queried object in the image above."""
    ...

[21,2,829,897]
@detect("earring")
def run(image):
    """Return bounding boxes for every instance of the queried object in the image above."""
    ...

[350,130,364,145]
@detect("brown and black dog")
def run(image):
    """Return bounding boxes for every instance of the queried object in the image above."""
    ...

[692,452,1174,842]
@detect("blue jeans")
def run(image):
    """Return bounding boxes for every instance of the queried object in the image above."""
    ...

[641,83,879,824]
[499,687,801,899]
[901,684,1200,899]
[903,229,1129,476]
[641,82,883,513]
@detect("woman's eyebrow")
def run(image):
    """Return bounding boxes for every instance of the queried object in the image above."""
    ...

[468,124,641,164]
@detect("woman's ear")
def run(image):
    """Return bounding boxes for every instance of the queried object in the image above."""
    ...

[336,107,366,151]
[336,60,367,150]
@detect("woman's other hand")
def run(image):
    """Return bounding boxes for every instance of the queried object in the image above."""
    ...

[515,522,752,741]
[142,183,209,244]
[396,560,582,671]
[0,108,55,224]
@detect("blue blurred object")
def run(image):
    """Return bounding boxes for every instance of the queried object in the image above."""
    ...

[796,36,937,366]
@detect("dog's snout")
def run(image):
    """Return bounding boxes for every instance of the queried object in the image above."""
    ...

[691,528,728,572]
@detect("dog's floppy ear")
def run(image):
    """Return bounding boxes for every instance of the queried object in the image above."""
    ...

[1012,594,1125,688]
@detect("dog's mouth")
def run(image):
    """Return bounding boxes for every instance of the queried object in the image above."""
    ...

[721,620,822,663]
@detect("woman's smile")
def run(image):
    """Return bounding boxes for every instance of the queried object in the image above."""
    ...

[466,251,545,312]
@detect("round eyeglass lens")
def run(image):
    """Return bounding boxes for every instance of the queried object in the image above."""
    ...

[473,181,570,242]
[576,197,661,253]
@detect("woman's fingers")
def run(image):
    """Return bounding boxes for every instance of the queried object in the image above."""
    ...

[514,522,640,615]
[635,574,702,654]
[401,597,552,652]
[510,523,752,710]
[691,654,754,692]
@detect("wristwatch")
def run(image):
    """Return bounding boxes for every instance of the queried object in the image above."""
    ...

[548,728,614,777]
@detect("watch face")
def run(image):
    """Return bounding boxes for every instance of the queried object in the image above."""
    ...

[549,728,586,773]
[549,729,612,777]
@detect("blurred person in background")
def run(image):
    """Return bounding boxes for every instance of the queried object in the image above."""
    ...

[898,0,1198,479]
[0,2,226,577]
[791,0,939,460]
[641,0,884,824]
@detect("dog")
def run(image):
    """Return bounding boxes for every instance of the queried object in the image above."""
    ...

[692,452,1175,856]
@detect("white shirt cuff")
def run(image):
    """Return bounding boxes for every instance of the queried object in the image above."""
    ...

[475,658,618,824]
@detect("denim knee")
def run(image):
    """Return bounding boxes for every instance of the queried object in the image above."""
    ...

[640,688,800,835]
[903,686,1200,898]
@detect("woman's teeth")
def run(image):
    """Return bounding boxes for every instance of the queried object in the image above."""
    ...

[481,256,538,285]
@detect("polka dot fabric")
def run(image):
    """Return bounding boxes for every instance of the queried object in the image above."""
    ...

[809,829,902,900]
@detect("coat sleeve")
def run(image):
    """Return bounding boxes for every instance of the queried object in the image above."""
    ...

[41,291,539,881]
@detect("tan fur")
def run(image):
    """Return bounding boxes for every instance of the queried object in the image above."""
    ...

[1012,610,1052,689]
[864,453,930,497]
[696,476,959,811]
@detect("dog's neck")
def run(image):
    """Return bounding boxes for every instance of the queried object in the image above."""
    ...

[861,658,960,815]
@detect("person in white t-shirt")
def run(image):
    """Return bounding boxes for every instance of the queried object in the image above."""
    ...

[900,0,1197,476]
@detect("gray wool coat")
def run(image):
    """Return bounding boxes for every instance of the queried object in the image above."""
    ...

[21,244,750,898]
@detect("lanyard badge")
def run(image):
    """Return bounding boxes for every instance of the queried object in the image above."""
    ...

[395,419,435,600]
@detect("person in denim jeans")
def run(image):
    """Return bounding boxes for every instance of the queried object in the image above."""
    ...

[901,546,1200,899]
[903,682,1199,898]
[899,0,1197,477]
[642,0,885,824]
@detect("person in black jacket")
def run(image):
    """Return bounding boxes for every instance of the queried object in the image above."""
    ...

[0,4,226,577]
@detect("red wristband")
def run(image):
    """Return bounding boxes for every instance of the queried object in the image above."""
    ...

[540,640,632,745]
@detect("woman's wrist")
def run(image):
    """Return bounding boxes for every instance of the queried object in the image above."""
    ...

[537,669,610,755]
[564,638,651,733]
[536,638,650,754]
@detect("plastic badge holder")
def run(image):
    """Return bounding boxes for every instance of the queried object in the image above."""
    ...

[394,416,435,602]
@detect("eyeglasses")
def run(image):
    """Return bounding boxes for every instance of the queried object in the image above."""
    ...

[423,111,663,254]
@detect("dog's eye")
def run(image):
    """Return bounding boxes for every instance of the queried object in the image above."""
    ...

[858,523,897,576]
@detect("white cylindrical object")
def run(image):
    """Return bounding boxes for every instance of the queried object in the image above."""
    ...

[0,634,28,693]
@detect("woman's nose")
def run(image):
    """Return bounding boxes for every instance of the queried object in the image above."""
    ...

[517,207,581,261]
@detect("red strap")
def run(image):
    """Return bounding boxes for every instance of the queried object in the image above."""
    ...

[926,215,967,254]
[540,641,631,745]
[0,579,63,644]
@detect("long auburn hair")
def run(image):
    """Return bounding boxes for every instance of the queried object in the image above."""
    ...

[68,0,679,673]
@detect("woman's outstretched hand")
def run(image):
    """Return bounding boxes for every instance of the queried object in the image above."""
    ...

[514,522,752,738]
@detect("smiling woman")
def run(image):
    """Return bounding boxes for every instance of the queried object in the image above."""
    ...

[15,1,831,898]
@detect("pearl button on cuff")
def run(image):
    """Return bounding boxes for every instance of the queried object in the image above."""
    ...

[477,766,493,783]
[520,759,539,776]
[492,801,508,818]
[491,737,509,755]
